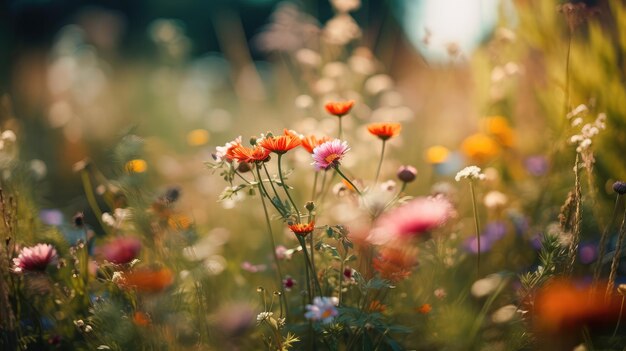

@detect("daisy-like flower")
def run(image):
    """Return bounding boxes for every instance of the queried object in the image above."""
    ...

[288,221,315,237]
[120,267,174,293]
[258,134,301,155]
[301,135,332,154]
[325,100,355,117]
[366,122,402,141]
[13,243,58,273]
[368,196,454,243]
[372,246,418,282]
[305,296,339,324]
[214,136,242,162]
[312,139,350,171]
[455,165,486,182]
[229,144,271,163]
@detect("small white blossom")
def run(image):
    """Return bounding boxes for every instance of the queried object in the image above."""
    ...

[455,166,486,182]
[483,190,508,209]
[256,311,273,323]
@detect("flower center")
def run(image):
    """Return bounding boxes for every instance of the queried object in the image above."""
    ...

[324,153,340,164]
[321,309,333,319]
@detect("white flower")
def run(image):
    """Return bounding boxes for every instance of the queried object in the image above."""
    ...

[256,311,274,323]
[483,190,508,209]
[455,166,486,182]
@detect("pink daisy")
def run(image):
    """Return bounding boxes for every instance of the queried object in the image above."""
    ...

[13,243,58,273]
[368,196,454,244]
[312,139,350,171]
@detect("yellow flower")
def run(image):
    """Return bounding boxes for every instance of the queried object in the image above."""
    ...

[461,133,500,163]
[125,159,148,173]
[187,129,210,146]
[484,116,515,147]
[425,145,450,164]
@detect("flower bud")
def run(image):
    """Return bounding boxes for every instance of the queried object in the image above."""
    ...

[397,165,417,183]
[613,181,626,195]
[305,201,316,211]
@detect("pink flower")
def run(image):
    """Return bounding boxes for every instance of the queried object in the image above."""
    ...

[99,237,142,264]
[368,196,454,244]
[13,243,57,273]
[312,139,350,171]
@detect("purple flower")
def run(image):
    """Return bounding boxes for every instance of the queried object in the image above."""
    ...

[305,296,339,324]
[578,242,597,265]
[13,244,58,273]
[484,221,507,242]
[312,139,350,171]
[464,235,493,254]
[524,155,549,176]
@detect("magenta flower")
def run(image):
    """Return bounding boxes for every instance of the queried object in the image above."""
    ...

[368,196,454,244]
[99,237,142,264]
[13,243,58,273]
[312,139,350,171]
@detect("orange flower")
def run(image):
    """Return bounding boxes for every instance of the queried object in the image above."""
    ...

[372,246,418,282]
[366,122,402,141]
[325,100,355,117]
[133,311,151,326]
[121,267,174,293]
[229,144,271,163]
[167,214,193,230]
[460,133,500,163]
[288,221,315,237]
[368,300,387,313]
[259,135,301,155]
[301,135,332,154]
[416,303,432,314]
[533,280,622,335]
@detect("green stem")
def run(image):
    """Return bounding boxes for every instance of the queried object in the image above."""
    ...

[80,170,107,231]
[374,140,386,184]
[338,117,343,139]
[469,181,481,276]
[299,236,322,297]
[255,167,286,218]
[255,170,289,318]
[277,154,301,222]
[311,171,319,202]
[334,166,362,196]
[263,164,282,203]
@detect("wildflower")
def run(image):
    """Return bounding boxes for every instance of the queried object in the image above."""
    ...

[214,136,242,162]
[461,133,500,163]
[305,297,339,324]
[324,100,354,117]
[455,165,486,182]
[288,221,315,237]
[434,288,447,300]
[312,139,350,171]
[372,246,418,282]
[396,165,417,183]
[366,122,401,141]
[483,190,508,210]
[525,155,549,176]
[229,144,271,163]
[98,237,142,265]
[258,134,301,155]
[416,304,432,314]
[125,159,148,173]
[613,181,626,195]
[120,267,174,293]
[301,134,332,154]
[13,243,58,273]
[283,276,296,291]
[425,145,450,164]
[256,311,273,324]
[241,262,267,273]
[368,300,386,312]
[133,311,150,326]
[484,116,515,147]
[186,129,210,146]
[275,245,293,260]
[533,280,621,336]
[369,197,454,243]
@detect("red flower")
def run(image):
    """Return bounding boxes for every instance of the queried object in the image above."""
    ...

[99,237,141,265]
[258,135,301,154]
[325,100,355,117]
[288,221,315,237]
[229,144,271,163]
[366,122,402,141]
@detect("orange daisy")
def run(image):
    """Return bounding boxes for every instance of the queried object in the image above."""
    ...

[301,135,332,154]
[325,100,355,117]
[288,221,315,237]
[229,144,271,163]
[259,134,301,155]
[416,303,432,314]
[367,122,402,141]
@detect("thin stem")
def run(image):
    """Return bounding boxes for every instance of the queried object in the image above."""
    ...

[614,295,625,337]
[594,194,621,283]
[469,181,482,276]
[374,140,386,184]
[255,167,286,218]
[255,170,289,318]
[277,154,301,222]
[334,166,362,196]
[568,154,583,276]
[299,236,323,297]
[311,171,319,202]
[80,170,107,231]
[338,117,343,139]
[263,164,282,203]
[607,206,626,297]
